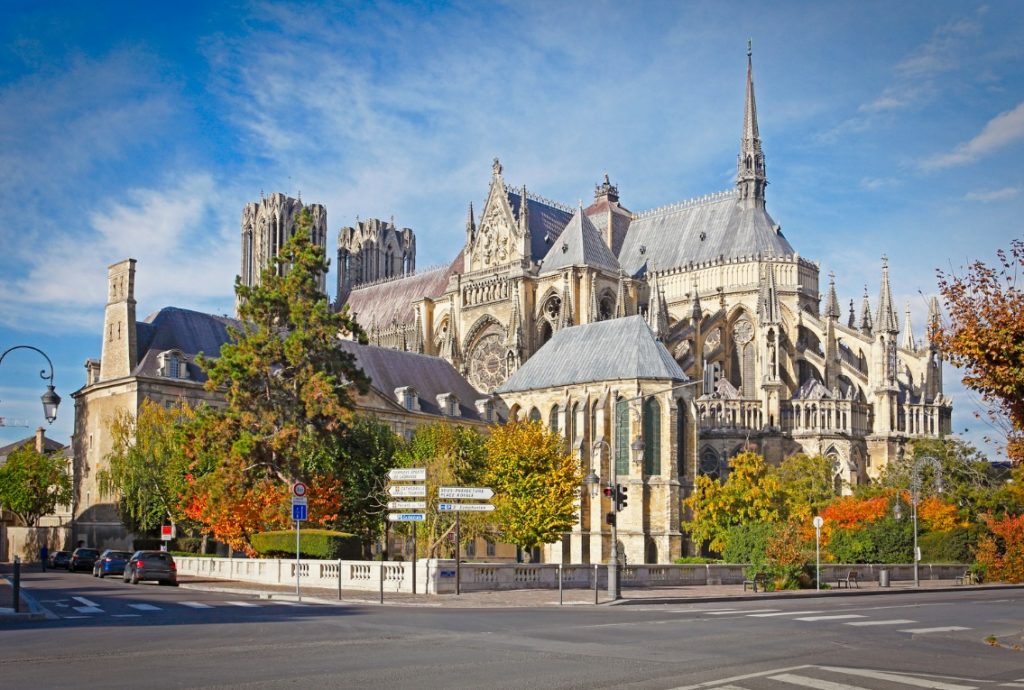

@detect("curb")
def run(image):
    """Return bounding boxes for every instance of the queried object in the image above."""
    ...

[609,583,1024,606]
[0,575,57,622]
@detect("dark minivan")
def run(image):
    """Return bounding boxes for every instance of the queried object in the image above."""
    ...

[123,551,177,586]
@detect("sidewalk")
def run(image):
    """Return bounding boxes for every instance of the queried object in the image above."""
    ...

[176,574,1021,608]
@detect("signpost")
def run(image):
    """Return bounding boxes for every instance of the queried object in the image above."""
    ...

[387,485,427,497]
[812,515,824,591]
[387,512,426,522]
[160,524,175,541]
[385,468,427,597]
[438,487,494,500]
[292,483,308,601]
[438,486,494,596]
[387,501,426,510]
[437,503,495,512]
[387,468,427,482]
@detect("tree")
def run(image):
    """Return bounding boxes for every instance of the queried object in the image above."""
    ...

[99,399,194,533]
[975,513,1024,583]
[936,239,1024,463]
[684,451,784,553]
[484,420,582,555]
[393,422,488,558]
[777,453,837,523]
[0,443,71,526]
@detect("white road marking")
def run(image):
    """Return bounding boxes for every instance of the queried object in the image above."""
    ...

[795,614,866,621]
[747,610,823,617]
[845,619,917,626]
[770,672,872,690]
[225,600,260,607]
[817,666,977,689]
[999,684,1024,688]
[666,664,812,690]
[127,603,162,611]
[706,609,780,615]
[72,606,103,614]
[180,601,214,609]
[72,596,99,607]
[898,626,972,634]
[272,601,309,607]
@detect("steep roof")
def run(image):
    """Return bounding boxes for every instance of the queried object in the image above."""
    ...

[0,434,66,461]
[505,189,574,261]
[539,207,620,274]
[497,315,687,393]
[134,307,238,381]
[344,254,461,329]
[617,190,795,276]
[335,340,485,420]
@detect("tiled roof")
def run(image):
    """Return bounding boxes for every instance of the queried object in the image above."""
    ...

[344,255,460,329]
[539,207,620,275]
[336,340,485,420]
[0,434,66,465]
[506,190,574,261]
[618,190,795,276]
[134,307,239,381]
[497,315,687,393]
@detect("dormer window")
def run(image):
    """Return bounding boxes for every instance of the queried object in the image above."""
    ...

[475,398,494,422]
[158,350,189,380]
[436,393,460,417]
[395,386,420,412]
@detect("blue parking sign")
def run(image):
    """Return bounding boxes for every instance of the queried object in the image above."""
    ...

[292,503,307,521]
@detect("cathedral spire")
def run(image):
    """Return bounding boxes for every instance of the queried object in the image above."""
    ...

[466,202,475,241]
[615,269,627,318]
[647,268,669,340]
[902,302,916,350]
[875,256,899,333]
[588,272,599,323]
[737,40,767,206]
[757,263,780,324]
[412,308,424,354]
[691,280,703,322]
[559,272,575,329]
[519,184,530,236]
[507,282,524,356]
[927,295,942,349]
[848,299,856,329]
[825,271,841,320]
[859,285,873,335]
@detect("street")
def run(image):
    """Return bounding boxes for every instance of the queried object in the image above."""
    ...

[1,569,1022,689]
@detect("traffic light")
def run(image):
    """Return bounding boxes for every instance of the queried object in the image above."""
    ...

[603,486,615,499]
[605,511,616,526]
[616,483,628,511]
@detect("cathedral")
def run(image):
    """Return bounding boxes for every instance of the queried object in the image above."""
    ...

[236,50,952,562]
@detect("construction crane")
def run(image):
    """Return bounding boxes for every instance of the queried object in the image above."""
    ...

[0,417,29,428]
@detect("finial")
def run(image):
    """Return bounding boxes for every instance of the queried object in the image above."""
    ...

[881,254,888,268]
[603,172,610,184]
[297,189,301,202]
[747,38,752,58]
[492,157,502,176]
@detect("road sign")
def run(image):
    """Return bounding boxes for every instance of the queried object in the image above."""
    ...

[292,482,307,497]
[292,496,307,507]
[388,512,426,522]
[812,516,824,529]
[388,485,427,497]
[160,524,175,541]
[438,486,493,500]
[292,503,308,521]
[387,501,427,510]
[437,503,495,512]
[387,468,427,482]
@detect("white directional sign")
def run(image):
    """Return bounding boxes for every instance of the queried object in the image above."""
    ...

[438,487,494,500]
[438,503,495,512]
[291,496,307,507]
[387,468,427,482]
[388,485,427,497]
[387,501,427,510]
[388,512,426,522]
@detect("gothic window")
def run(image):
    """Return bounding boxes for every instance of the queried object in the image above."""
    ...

[539,320,553,347]
[699,448,722,481]
[599,294,615,321]
[467,331,506,393]
[826,450,843,495]
[676,398,687,478]
[642,397,661,475]
[549,405,559,434]
[544,294,562,322]
[614,397,629,476]
[528,407,541,423]
[741,344,755,397]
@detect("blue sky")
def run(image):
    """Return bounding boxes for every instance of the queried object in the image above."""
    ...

[1,1,1022,458]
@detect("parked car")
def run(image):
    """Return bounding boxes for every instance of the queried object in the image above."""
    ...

[69,548,101,572]
[123,551,177,586]
[92,549,132,578]
[48,550,71,569]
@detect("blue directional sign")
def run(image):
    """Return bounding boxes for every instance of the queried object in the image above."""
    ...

[292,503,307,521]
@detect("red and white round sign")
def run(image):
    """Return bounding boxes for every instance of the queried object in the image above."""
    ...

[293,482,308,497]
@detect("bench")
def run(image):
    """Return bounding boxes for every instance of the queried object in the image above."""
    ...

[954,571,975,585]
[743,572,769,592]
[836,570,860,588]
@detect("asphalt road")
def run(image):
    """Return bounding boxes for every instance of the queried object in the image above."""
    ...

[2,569,1023,690]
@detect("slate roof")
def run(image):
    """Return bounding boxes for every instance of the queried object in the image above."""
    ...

[497,315,687,393]
[539,207,621,275]
[617,190,795,276]
[335,340,485,420]
[134,307,238,381]
[344,253,461,329]
[0,435,66,461]
[506,190,574,261]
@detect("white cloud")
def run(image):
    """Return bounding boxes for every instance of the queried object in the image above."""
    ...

[964,186,1020,202]
[922,102,1024,170]
[860,177,902,191]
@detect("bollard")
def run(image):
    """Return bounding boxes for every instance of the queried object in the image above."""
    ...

[558,564,563,606]
[337,559,343,601]
[379,560,385,605]
[12,556,21,614]
[879,569,890,588]
[594,563,599,605]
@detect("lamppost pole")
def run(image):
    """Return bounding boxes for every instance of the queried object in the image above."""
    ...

[0,345,61,423]
[907,455,941,588]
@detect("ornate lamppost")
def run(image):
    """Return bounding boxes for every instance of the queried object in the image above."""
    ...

[893,454,942,587]
[0,345,61,423]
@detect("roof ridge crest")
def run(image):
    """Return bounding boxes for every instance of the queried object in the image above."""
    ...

[503,183,574,213]
[632,189,737,220]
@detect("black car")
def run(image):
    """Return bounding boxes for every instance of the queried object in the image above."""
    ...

[48,550,71,569]
[69,547,100,572]
[123,551,177,586]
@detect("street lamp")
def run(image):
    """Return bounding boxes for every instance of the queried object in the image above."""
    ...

[893,455,942,587]
[0,345,61,424]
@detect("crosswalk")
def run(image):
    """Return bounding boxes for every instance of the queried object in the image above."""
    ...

[45,597,313,619]
[695,607,973,636]
[671,665,1021,690]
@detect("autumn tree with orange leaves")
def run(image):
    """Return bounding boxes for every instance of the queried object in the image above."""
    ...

[937,239,1024,463]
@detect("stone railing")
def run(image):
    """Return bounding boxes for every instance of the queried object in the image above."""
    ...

[173,558,968,595]
[782,399,871,436]
[697,399,765,432]
[897,403,947,438]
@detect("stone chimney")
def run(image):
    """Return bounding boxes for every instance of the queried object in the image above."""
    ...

[35,426,45,453]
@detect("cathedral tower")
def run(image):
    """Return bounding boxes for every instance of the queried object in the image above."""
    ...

[336,217,416,305]
[736,41,767,206]
[99,259,137,381]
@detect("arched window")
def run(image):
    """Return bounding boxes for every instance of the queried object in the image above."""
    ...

[676,398,687,478]
[700,447,722,481]
[528,407,542,423]
[614,397,629,475]
[549,405,559,434]
[642,397,661,475]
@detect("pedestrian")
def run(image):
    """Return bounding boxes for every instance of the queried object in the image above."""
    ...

[40,543,48,571]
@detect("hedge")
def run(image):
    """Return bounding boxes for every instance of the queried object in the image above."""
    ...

[251,529,362,560]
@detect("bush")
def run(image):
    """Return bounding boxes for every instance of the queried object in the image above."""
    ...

[827,517,913,564]
[722,523,777,565]
[672,556,722,564]
[174,537,207,554]
[919,527,979,563]
[251,529,362,560]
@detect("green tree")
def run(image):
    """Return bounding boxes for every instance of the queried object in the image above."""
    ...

[0,443,71,526]
[777,453,837,522]
[393,422,487,558]
[99,399,195,533]
[684,451,784,553]
[484,420,583,556]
